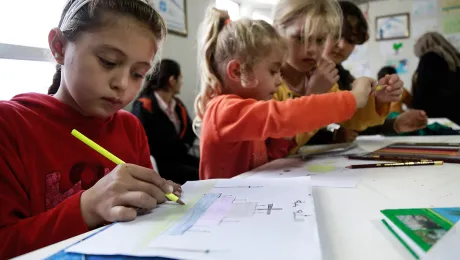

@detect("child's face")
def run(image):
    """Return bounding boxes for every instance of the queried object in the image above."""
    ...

[171,74,183,95]
[323,37,356,64]
[281,16,327,73]
[60,15,158,118]
[235,51,284,101]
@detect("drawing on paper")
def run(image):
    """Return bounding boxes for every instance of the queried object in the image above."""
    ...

[293,209,311,221]
[256,204,283,215]
[213,186,263,189]
[164,193,284,236]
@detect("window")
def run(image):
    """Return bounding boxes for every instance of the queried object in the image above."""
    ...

[215,0,240,20]
[0,1,64,48]
[0,0,64,100]
[0,59,55,101]
[252,11,273,24]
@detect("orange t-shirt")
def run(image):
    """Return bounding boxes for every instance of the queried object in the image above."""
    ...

[199,92,357,179]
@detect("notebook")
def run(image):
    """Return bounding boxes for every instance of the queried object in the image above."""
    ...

[363,142,460,164]
[381,207,460,259]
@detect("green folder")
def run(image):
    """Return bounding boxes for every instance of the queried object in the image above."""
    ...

[381,207,460,259]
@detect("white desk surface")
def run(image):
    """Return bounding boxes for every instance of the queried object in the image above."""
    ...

[15,135,460,260]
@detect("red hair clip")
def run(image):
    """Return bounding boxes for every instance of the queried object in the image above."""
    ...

[224,18,232,25]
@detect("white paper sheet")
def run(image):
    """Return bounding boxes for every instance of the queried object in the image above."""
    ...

[239,157,364,188]
[65,178,321,260]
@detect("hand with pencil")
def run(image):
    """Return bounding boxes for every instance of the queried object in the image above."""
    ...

[372,73,404,103]
[72,130,184,229]
[80,164,179,228]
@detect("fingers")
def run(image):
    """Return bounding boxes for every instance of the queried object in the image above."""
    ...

[388,74,400,85]
[333,75,340,83]
[109,206,137,222]
[168,180,183,196]
[114,191,158,210]
[128,179,166,204]
[123,164,173,194]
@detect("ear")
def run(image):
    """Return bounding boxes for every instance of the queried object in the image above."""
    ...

[226,60,242,84]
[48,28,66,65]
[168,75,177,88]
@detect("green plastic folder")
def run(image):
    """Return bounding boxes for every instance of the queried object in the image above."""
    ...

[381,207,460,259]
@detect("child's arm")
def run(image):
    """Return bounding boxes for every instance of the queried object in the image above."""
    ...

[205,92,356,143]
[0,137,89,258]
[336,82,390,131]
[266,137,297,160]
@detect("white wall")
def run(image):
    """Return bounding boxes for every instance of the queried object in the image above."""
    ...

[343,0,458,92]
[126,0,212,115]
[160,0,213,115]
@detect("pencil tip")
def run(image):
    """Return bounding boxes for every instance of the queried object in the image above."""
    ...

[177,199,185,205]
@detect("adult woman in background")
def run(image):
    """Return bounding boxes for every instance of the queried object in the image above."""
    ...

[412,32,460,125]
[132,59,198,184]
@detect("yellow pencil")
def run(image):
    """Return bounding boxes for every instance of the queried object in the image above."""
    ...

[375,85,384,91]
[71,129,184,205]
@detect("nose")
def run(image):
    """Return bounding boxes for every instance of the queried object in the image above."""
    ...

[336,39,346,50]
[304,41,318,56]
[275,74,283,88]
[110,69,130,92]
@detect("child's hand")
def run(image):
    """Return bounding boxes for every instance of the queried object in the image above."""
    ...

[373,74,404,103]
[305,58,338,95]
[333,127,358,143]
[394,110,428,133]
[80,164,173,229]
[168,180,182,197]
[351,77,376,108]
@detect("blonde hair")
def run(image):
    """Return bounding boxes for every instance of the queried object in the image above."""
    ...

[194,7,287,129]
[273,0,342,40]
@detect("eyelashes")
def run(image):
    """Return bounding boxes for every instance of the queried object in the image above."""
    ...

[98,57,145,80]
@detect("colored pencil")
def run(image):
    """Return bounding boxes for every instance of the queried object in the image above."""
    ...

[346,160,443,169]
[348,154,433,162]
[71,129,184,205]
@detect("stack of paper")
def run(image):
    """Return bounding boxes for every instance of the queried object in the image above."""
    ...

[65,178,321,260]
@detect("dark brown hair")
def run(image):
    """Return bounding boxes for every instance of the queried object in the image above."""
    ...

[48,0,167,95]
[339,1,368,45]
[140,59,181,96]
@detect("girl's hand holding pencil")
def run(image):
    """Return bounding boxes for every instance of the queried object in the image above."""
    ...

[80,164,177,229]
[372,74,404,103]
[71,129,184,229]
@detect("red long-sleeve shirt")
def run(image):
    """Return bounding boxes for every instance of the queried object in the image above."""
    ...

[199,93,357,179]
[0,93,152,259]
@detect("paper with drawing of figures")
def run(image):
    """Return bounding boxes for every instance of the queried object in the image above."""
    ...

[65,178,321,260]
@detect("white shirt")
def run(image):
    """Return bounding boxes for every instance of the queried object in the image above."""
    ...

[154,92,181,134]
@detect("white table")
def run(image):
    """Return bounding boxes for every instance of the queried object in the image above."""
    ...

[15,136,460,260]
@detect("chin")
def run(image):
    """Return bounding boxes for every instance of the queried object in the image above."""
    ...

[90,108,119,119]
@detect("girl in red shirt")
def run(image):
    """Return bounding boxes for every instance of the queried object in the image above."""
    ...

[0,0,180,258]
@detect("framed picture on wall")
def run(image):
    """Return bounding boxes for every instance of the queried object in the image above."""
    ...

[152,0,188,37]
[375,13,410,41]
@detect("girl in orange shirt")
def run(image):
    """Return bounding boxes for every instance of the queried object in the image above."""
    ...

[195,7,377,180]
